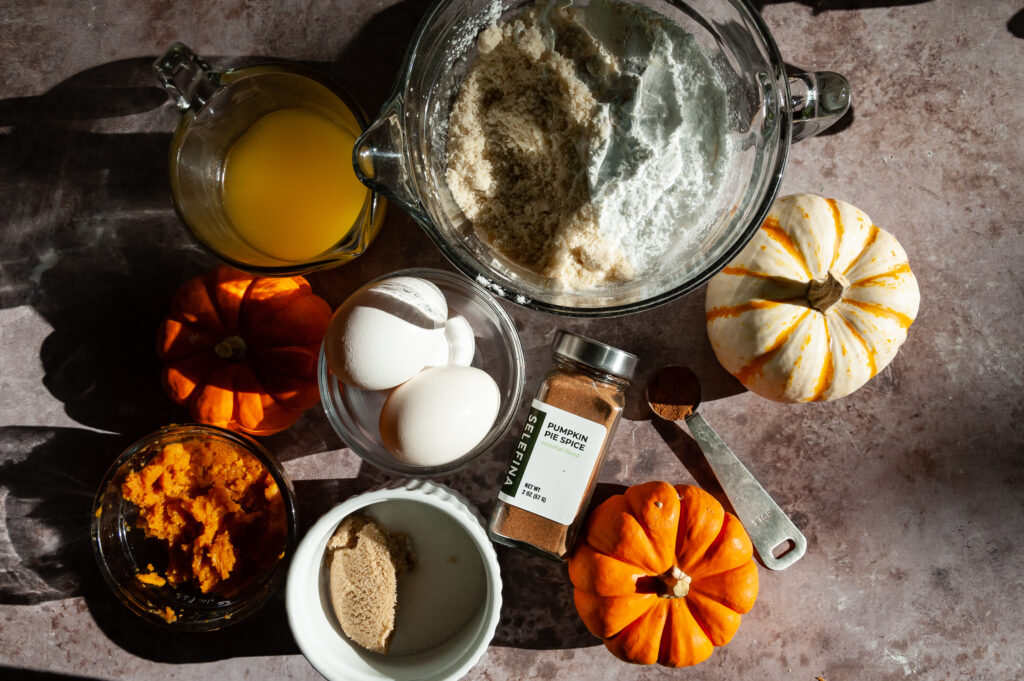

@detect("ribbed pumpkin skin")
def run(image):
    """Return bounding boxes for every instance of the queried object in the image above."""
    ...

[706,194,921,402]
[568,482,758,668]
[157,265,331,435]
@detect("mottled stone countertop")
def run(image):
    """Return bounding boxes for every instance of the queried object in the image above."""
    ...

[1,0,1022,679]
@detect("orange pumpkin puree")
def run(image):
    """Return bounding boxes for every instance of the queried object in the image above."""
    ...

[121,439,287,594]
[136,571,167,587]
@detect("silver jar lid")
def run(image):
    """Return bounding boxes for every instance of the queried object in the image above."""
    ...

[552,331,638,380]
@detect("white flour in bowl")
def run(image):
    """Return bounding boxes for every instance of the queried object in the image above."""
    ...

[446,0,732,290]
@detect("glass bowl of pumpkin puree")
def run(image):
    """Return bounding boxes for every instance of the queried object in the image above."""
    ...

[91,424,297,630]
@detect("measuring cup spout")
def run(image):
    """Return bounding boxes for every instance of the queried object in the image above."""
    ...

[354,97,425,220]
[154,43,221,114]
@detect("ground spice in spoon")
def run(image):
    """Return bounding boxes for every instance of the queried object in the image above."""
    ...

[646,365,702,421]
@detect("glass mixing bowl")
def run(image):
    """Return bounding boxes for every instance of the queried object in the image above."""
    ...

[354,0,849,316]
[318,268,525,477]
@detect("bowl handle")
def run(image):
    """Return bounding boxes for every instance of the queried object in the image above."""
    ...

[354,97,427,221]
[787,70,851,142]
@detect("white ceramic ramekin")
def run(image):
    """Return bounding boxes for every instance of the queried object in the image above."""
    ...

[286,479,502,681]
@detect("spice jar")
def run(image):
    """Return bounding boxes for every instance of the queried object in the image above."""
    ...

[489,331,637,560]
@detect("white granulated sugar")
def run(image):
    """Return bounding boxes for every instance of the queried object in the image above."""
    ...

[443,0,505,72]
[583,4,730,276]
[445,0,732,290]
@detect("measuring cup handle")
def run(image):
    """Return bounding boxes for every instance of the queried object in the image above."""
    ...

[153,42,221,113]
[684,413,807,570]
[787,70,851,142]
[354,97,426,220]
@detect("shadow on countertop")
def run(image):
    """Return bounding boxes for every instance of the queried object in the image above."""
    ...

[0,428,129,606]
[752,0,933,12]
[0,667,103,681]
[1009,9,1024,39]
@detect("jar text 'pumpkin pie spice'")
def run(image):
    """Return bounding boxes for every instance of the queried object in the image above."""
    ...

[489,331,636,560]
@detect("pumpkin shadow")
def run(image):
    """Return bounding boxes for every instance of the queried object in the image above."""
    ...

[489,547,597,649]
[0,426,130,606]
[751,0,933,11]
[650,418,730,509]
[488,481,629,650]
[0,667,96,681]
[617,284,748,423]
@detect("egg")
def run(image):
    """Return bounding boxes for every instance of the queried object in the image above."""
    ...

[443,314,476,366]
[325,277,447,391]
[379,365,500,466]
[425,314,476,368]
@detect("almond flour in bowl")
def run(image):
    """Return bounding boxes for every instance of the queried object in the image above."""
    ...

[445,0,733,291]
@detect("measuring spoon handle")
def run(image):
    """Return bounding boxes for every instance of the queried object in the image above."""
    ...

[684,412,807,570]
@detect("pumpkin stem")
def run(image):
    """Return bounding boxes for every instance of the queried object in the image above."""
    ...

[214,335,247,361]
[659,565,691,599]
[806,269,851,313]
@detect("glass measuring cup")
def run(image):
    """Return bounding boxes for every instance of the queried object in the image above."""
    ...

[155,43,386,275]
[354,0,850,316]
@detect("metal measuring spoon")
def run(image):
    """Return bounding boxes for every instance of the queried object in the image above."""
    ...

[646,366,806,570]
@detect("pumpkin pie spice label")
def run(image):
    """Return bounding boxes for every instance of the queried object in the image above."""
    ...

[498,400,607,525]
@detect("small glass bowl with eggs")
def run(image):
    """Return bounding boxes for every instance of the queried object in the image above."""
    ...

[318,268,525,476]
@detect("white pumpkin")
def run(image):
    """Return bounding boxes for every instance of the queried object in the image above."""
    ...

[705,194,920,402]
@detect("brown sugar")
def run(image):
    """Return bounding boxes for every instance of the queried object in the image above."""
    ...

[121,438,287,595]
[325,513,414,654]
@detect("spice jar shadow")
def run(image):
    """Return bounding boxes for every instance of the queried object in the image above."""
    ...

[648,417,726,503]
[489,548,598,649]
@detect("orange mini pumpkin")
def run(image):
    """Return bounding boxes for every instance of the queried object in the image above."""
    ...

[157,265,331,436]
[568,481,758,668]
